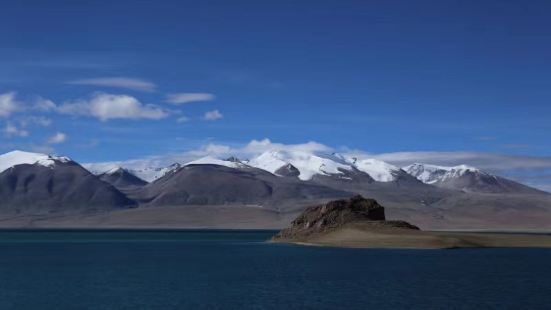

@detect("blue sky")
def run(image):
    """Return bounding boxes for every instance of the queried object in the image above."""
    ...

[1,0,550,180]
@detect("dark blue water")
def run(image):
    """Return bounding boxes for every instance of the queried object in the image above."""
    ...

[0,230,549,309]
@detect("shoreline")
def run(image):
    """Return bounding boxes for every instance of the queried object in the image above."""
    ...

[0,226,550,235]
[272,223,551,249]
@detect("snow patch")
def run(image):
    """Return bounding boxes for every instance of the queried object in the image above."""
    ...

[185,156,247,169]
[85,163,181,182]
[338,155,399,182]
[404,163,482,184]
[248,150,352,181]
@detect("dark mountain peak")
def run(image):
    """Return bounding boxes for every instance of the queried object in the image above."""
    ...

[224,156,242,163]
[0,160,136,214]
[404,163,548,194]
[104,166,125,174]
[99,167,148,191]
[275,163,300,178]
[134,164,350,207]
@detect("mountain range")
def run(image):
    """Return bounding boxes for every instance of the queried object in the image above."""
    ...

[0,149,549,230]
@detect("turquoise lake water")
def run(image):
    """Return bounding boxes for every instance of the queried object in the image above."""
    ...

[0,230,549,309]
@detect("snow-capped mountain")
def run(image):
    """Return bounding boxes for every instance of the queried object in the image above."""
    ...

[0,150,71,173]
[245,150,407,183]
[83,149,548,196]
[404,163,545,194]
[186,156,249,169]
[337,155,401,182]
[85,162,182,183]
[0,150,136,212]
[404,163,480,184]
[98,167,148,191]
[128,163,182,182]
[1,149,549,229]
[134,162,350,207]
[86,149,410,185]
[247,150,353,181]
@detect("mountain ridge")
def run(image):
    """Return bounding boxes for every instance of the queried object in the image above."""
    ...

[1,149,550,230]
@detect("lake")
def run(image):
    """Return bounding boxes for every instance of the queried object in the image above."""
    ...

[0,230,549,309]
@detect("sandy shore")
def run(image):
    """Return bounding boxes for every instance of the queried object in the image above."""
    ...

[272,222,551,249]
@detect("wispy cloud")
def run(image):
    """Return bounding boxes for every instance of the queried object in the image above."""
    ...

[58,93,168,121]
[0,92,59,117]
[0,92,20,117]
[203,110,223,121]
[166,93,215,105]
[47,132,67,144]
[33,98,57,111]
[4,123,29,137]
[67,77,157,92]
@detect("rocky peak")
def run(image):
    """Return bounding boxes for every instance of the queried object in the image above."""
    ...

[274,195,419,240]
[298,195,385,226]
[224,156,242,163]
[275,163,300,178]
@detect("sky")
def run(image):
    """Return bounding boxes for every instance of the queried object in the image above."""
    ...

[1,0,551,189]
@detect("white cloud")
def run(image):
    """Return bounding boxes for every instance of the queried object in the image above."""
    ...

[34,98,57,111]
[4,123,29,137]
[242,139,332,155]
[166,93,215,105]
[0,92,58,117]
[47,132,67,144]
[67,77,156,92]
[0,92,20,117]
[58,93,168,121]
[203,109,223,121]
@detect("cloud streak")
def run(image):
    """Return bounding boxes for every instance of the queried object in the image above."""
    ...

[67,77,157,92]
[166,93,215,105]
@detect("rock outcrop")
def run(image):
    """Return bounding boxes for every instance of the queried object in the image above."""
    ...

[273,195,419,240]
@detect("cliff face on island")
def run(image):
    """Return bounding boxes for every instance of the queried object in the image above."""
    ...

[273,195,419,240]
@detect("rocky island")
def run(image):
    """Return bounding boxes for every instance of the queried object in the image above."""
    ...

[272,196,551,249]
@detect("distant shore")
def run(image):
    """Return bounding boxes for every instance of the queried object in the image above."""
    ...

[272,223,551,249]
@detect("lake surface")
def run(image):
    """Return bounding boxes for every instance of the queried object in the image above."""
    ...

[0,230,549,309]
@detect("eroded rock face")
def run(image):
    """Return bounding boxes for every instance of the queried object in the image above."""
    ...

[274,195,418,239]
[275,164,300,178]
